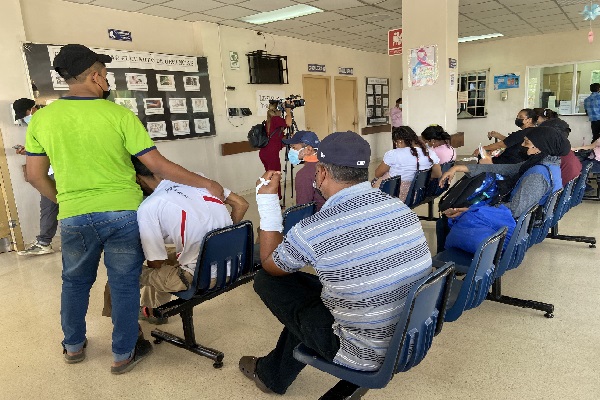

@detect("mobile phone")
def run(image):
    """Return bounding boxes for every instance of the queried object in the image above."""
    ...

[13,145,24,150]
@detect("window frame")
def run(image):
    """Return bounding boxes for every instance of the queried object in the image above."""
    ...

[525,60,600,116]
[457,69,489,118]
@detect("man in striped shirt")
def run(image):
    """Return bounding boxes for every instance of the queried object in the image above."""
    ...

[239,131,432,395]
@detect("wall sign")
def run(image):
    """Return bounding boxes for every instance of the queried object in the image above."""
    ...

[449,58,457,69]
[493,73,520,89]
[338,67,354,75]
[388,28,402,56]
[365,77,389,126]
[308,64,326,72]
[108,29,132,42]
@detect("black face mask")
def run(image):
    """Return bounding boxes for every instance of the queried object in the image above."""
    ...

[101,89,111,100]
[515,118,524,128]
[518,146,529,158]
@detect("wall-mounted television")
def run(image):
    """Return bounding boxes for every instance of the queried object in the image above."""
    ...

[246,50,288,84]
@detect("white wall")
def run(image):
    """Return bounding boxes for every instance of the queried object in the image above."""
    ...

[458,29,600,153]
[0,0,392,243]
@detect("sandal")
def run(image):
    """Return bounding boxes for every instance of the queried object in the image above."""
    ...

[110,338,153,375]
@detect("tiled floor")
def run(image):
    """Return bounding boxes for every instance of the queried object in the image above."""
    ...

[1,189,599,399]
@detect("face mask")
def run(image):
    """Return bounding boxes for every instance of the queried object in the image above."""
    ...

[23,115,32,125]
[515,118,524,128]
[518,146,529,158]
[102,89,111,100]
[288,148,302,165]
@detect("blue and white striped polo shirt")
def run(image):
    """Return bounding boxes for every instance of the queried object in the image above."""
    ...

[272,181,432,371]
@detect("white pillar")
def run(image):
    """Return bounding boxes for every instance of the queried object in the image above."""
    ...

[402,0,459,135]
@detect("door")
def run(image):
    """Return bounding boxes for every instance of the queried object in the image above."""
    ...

[334,77,358,133]
[302,75,332,140]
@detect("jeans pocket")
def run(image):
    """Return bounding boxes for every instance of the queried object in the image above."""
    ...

[61,227,87,259]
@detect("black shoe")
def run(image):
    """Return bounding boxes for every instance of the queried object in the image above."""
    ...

[110,338,153,375]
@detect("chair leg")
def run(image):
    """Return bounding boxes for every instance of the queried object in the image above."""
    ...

[418,200,440,222]
[546,224,597,248]
[486,278,554,318]
[319,380,369,400]
[151,308,225,368]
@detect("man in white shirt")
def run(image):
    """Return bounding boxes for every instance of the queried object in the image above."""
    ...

[104,157,248,324]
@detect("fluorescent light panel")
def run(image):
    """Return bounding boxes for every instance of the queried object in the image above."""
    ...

[458,33,504,43]
[240,4,323,25]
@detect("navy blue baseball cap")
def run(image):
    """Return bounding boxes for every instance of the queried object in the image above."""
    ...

[53,44,112,79]
[282,131,320,147]
[317,131,370,169]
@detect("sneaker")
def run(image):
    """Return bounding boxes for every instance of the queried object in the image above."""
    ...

[17,241,54,256]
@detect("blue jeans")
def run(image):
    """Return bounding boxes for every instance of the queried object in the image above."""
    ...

[60,211,144,362]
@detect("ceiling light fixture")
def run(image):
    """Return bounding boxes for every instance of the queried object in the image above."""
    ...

[458,33,504,43]
[240,4,323,25]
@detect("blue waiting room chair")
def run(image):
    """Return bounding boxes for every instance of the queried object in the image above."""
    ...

[293,263,455,399]
[151,221,256,368]
[433,227,506,322]
[379,175,401,197]
[283,202,317,235]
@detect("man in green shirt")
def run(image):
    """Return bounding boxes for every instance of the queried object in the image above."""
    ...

[26,44,223,374]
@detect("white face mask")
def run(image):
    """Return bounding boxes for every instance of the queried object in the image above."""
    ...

[23,115,32,125]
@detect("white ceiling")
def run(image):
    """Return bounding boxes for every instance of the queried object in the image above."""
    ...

[63,0,596,53]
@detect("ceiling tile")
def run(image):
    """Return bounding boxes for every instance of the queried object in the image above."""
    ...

[260,19,313,30]
[160,0,224,13]
[128,0,167,4]
[338,23,384,34]
[375,0,402,12]
[308,0,366,11]
[336,5,383,17]
[202,5,257,19]
[67,0,95,3]
[279,24,333,35]
[177,13,224,22]
[372,17,402,29]
[136,5,190,18]
[91,0,148,12]
[460,1,505,14]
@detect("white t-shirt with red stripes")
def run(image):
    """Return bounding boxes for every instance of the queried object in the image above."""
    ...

[137,179,233,276]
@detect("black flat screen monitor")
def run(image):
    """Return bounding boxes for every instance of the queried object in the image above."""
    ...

[249,56,284,84]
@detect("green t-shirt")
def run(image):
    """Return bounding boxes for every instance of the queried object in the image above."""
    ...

[25,97,156,220]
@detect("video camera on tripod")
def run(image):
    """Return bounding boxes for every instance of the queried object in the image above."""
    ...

[269,95,305,113]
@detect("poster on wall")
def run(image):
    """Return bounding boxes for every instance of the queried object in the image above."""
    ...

[408,45,438,87]
[493,73,520,90]
[365,77,389,126]
[22,43,216,140]
[592,70,600,84]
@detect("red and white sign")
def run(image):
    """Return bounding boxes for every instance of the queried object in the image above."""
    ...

[388,28,402,56]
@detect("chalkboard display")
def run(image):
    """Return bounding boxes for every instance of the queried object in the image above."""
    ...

[22,43,216,141]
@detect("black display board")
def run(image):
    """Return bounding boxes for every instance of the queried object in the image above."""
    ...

[23,43,216,141]
[365,77,390,126]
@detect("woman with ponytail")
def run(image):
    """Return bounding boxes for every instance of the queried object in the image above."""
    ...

[421,124,456,164]
[374,125,442,201]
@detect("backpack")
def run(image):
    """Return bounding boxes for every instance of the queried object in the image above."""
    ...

[438,172,507,212]
[248,121,280,148]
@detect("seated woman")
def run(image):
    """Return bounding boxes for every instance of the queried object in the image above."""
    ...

[534,108,571,137]
[437,127,569,252]
[421,124,456,164]
[572,138,600,193]
[374,126,442,202]
[477,108,537,164]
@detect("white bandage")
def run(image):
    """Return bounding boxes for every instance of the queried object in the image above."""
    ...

[256,193,283,232]
[256,177,271,195]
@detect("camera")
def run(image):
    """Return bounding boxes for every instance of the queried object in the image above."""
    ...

[269,95,305,112]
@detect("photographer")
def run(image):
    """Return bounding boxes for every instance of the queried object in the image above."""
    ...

[260,100,292,200]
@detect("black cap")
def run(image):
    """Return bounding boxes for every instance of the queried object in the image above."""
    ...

[12,98,36,120]
[317,131,370,169]
[282,131,320,147]
[53,44,112,79]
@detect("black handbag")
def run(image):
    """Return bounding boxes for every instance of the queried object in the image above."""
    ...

[438,172,503,212]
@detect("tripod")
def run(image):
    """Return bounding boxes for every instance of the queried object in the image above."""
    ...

[281,112,299,208]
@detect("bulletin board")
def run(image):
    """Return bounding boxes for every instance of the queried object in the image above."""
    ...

[365,77,389,126]
[22,43,216,141]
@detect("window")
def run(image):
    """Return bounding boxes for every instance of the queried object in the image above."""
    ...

[527,60,600,115]
[457,70,488,118]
